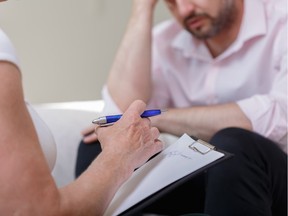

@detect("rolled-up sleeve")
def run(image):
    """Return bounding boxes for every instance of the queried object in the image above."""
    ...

[237,50,287,152]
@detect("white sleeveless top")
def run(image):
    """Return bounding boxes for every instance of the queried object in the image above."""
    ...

[0,28,56,171]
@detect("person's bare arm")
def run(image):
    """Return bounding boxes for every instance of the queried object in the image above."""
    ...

[0,62,162,215]
[81,0,158,143]
[60,100,163,215]
[152,103,252,141]
[0,62,62,215]
[107,0,158,111]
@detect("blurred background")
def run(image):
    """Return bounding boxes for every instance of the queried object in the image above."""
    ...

[0,0,170,103]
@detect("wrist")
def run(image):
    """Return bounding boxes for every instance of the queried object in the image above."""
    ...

[94,151,134,185]
[132,0,157,18]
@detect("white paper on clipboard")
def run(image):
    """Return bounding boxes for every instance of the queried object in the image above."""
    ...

[104,133,225,216]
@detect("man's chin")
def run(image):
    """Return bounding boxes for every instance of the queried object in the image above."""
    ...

[188,27,218,40]
[189,31,211,40]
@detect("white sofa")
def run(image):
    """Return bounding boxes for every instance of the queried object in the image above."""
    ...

[33,100,178,188]
[33,100,105,187]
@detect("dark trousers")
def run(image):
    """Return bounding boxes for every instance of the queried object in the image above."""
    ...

[75,128,287,216]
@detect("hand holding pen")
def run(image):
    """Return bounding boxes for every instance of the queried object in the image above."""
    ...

[82,108,165,143]
[94,100,164,174]
[92,109,165,126]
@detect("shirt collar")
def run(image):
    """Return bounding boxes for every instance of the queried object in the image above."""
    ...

[171,0,267,61]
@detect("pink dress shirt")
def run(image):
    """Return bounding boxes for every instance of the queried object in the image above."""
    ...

[102,0,287,152]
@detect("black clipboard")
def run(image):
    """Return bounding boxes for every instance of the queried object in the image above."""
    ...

[104,134,233,216]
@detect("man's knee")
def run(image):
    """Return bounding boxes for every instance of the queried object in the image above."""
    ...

[210,127,253,154]
[209,127,285,164]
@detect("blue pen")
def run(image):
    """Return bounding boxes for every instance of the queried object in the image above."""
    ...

[92,109,165,126]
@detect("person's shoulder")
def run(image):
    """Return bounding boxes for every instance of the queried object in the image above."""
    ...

[152,19,183,41]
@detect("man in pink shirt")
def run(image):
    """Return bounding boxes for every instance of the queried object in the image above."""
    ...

[77,0,287,215]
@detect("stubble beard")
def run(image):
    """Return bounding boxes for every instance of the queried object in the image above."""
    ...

[184,0,238,40]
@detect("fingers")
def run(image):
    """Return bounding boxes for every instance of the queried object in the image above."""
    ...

[82,125,98,144]
[114,100,148,129]
[150,127,164,152]
[154,138,164,153]
[81,124,95,136]
[83,132,98,144]
[94,125,100,136]
[150,126,160,140]
[124,100,146,117]
[94,100,164,171]
[142,117,151,127]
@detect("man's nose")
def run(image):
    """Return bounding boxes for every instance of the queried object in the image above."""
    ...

[175,0,196,17]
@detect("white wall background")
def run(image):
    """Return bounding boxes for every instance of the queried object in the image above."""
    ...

[0,0,170,103]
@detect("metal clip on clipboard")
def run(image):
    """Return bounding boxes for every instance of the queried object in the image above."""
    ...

[189,139,216,155]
